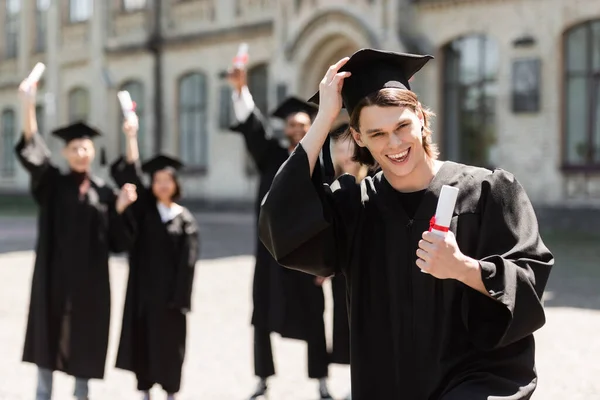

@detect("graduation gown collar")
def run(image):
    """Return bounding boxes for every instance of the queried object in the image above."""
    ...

[377,161,462,221]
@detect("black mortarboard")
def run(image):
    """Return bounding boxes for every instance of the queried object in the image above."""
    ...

[51,121,102,143]
[141,154,184,175]
[308,48,434,116]
[271,96,318,120]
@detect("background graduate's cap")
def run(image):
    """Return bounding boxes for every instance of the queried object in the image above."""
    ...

[270,96,318,120]
[330,122,349,139]
[142,154,184,175]
[52,121,101,143]
[308,48,434,116]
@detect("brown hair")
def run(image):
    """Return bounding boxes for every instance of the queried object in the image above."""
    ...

[342,88,439,167]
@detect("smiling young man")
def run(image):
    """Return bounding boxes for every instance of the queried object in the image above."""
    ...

[15,82,137,400]
[258,49,554,400]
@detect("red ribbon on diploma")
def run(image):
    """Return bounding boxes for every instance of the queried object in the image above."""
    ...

[429,216,449,232]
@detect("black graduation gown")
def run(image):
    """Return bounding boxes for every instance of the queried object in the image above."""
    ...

[15,133,132,379]
[329,274,350,365]
[329,169,377,366]
[110,158,199,392]
[258,144,554,400]
[230,111,325,341]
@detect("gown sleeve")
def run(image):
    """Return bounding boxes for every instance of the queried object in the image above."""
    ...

[169,212,200,313]
[462,169,554,350]
[14,133,58,203]
[229,111,282,173]
[106,187,136,254]
[258,143,360,277]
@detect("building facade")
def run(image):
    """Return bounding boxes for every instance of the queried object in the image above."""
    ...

[0,0,599,207]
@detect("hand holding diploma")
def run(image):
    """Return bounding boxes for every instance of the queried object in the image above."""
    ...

[416,185,468,280]
[21,63,45,92]
[225,43,249,93]
[19,63,45,103]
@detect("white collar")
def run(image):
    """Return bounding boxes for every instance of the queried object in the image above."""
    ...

[156,201,183,223]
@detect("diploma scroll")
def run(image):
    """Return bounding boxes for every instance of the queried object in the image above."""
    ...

[117,91,137,124]
[23,63,46,93]
[429,185,459,237]
[233,43,249,68]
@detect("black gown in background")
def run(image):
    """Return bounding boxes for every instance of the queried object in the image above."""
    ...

[258,144,554,400]
[15,133,132,379]
[111,158,199,393]
[230,111,328,378]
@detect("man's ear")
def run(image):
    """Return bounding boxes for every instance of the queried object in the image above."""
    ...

[417,102,425,126]
[351,127,366,148]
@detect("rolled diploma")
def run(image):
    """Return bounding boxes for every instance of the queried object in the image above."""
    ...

[117,90,136,123]
[233,43,249,68]
[23,63,46,91]
[430,185,459,237]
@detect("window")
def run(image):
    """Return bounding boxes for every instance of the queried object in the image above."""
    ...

[218,85,233,129]
[122,0,147,11]
[563,20,600,168]
[2,109,16,177]
[248,64,269,115]
[118,81,145,157]
[4,0,20,59]
[68,87,90,123]
[178,72,208,169]
[246,64,269,175]
[35,0,50,52]
[442,35,498,168]
[70,0,93,23]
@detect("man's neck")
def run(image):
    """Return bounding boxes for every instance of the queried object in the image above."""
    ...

[384,157,441,193]
[158,200,173,208]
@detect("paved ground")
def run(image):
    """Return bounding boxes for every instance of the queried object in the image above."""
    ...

[0,213,599,399]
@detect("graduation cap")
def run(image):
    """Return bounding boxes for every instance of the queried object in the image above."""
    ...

[52,121,101,143]
[308,48,434,116]
[270,97,318,120]
[51,121,108,166]
[141,154,184,175]
[308,48,434,183]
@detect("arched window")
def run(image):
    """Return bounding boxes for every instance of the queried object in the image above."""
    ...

[118,80,145,157]
[68,87,90,123]
[563,20,600,168]
[442,35,498,168]
[1,109,16,177]
[178,72,208,169]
